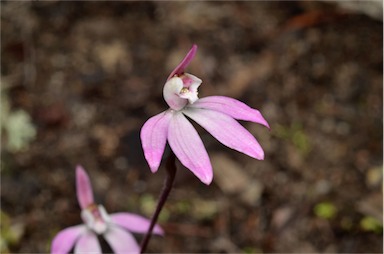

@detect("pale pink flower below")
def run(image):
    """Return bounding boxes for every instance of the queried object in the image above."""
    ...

[51,165,163,254]
[141,44,269,185]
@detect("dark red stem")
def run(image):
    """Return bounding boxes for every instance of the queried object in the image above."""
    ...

[140,152,176,253]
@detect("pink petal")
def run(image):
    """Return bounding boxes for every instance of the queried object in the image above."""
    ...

[183,108,265,160]
[104,225,140,254]
[140,111,173,173]
[51,225,85,254]
[167,44,197,80]
[76,165,94,209]
[167,112,213,185]
[74,230,101,254]
[190,96,270,128]
[110,212,163,235]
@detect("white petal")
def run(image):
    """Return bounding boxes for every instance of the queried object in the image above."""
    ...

[104,226,140,254]
[74,231,101,254]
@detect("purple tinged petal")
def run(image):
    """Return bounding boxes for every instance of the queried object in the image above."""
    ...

[167,44,197,80]
[190,96,270,128]
[76,165,94,210]
[74,231,101,254]
[103,225,140,254]
[140,111,173,172]
[110,212,164,235]
[167,112,213,185]
[180,73,202,90]
[51,225,85,254]
[183,108,265,160]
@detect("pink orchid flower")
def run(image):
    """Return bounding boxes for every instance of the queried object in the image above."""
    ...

[141,45,269,185]
[51,165,163,254]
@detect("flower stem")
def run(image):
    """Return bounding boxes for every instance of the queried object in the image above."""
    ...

[140,152,176,253]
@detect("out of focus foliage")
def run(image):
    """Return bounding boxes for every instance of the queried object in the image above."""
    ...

[314,201,337,220]
[274,123,311,155]
[1,88,36,153]
[0,210,25,253]
[360,216,383,234]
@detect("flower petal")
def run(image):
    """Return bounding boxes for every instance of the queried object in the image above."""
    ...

[110,212,163,235]
[104,225,139,254]
[51,225,85,254]
[74,230,101,254]
[190,96,270,128]
[168,112,213,185]
[167,44,197,80]
[183,108,265,160]
[76,165,94,209]
[180,73,202,91]
[140,111,173,172]
[163,77,188,110]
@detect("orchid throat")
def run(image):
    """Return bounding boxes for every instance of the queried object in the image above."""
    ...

[163,73,202,111]
[81,203,110,234]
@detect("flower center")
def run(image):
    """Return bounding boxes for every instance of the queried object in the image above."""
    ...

[178,85,199,104]
[81,203,110,234]
[180,87,189,94]
[163,73,202,110]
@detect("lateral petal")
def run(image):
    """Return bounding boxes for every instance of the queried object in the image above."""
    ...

[110,212,163,235]
[190,96,270,128]
[76,165,95,210]
[74,230,101,254]
[140,111,173,173]
[104,226,139,254]
[168,112,213,185]
[183,108,265,160]
[51,225,85,254]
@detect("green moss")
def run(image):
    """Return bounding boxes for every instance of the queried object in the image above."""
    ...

[274,122,311,155]
[360,216,383,233]
[0,210,25,253]
[314,202,337,219]
[1,92,36,153]
[175,200,192,214]
[139,194,169,222]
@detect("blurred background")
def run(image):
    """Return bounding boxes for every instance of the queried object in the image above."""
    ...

[1,1,382,253]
